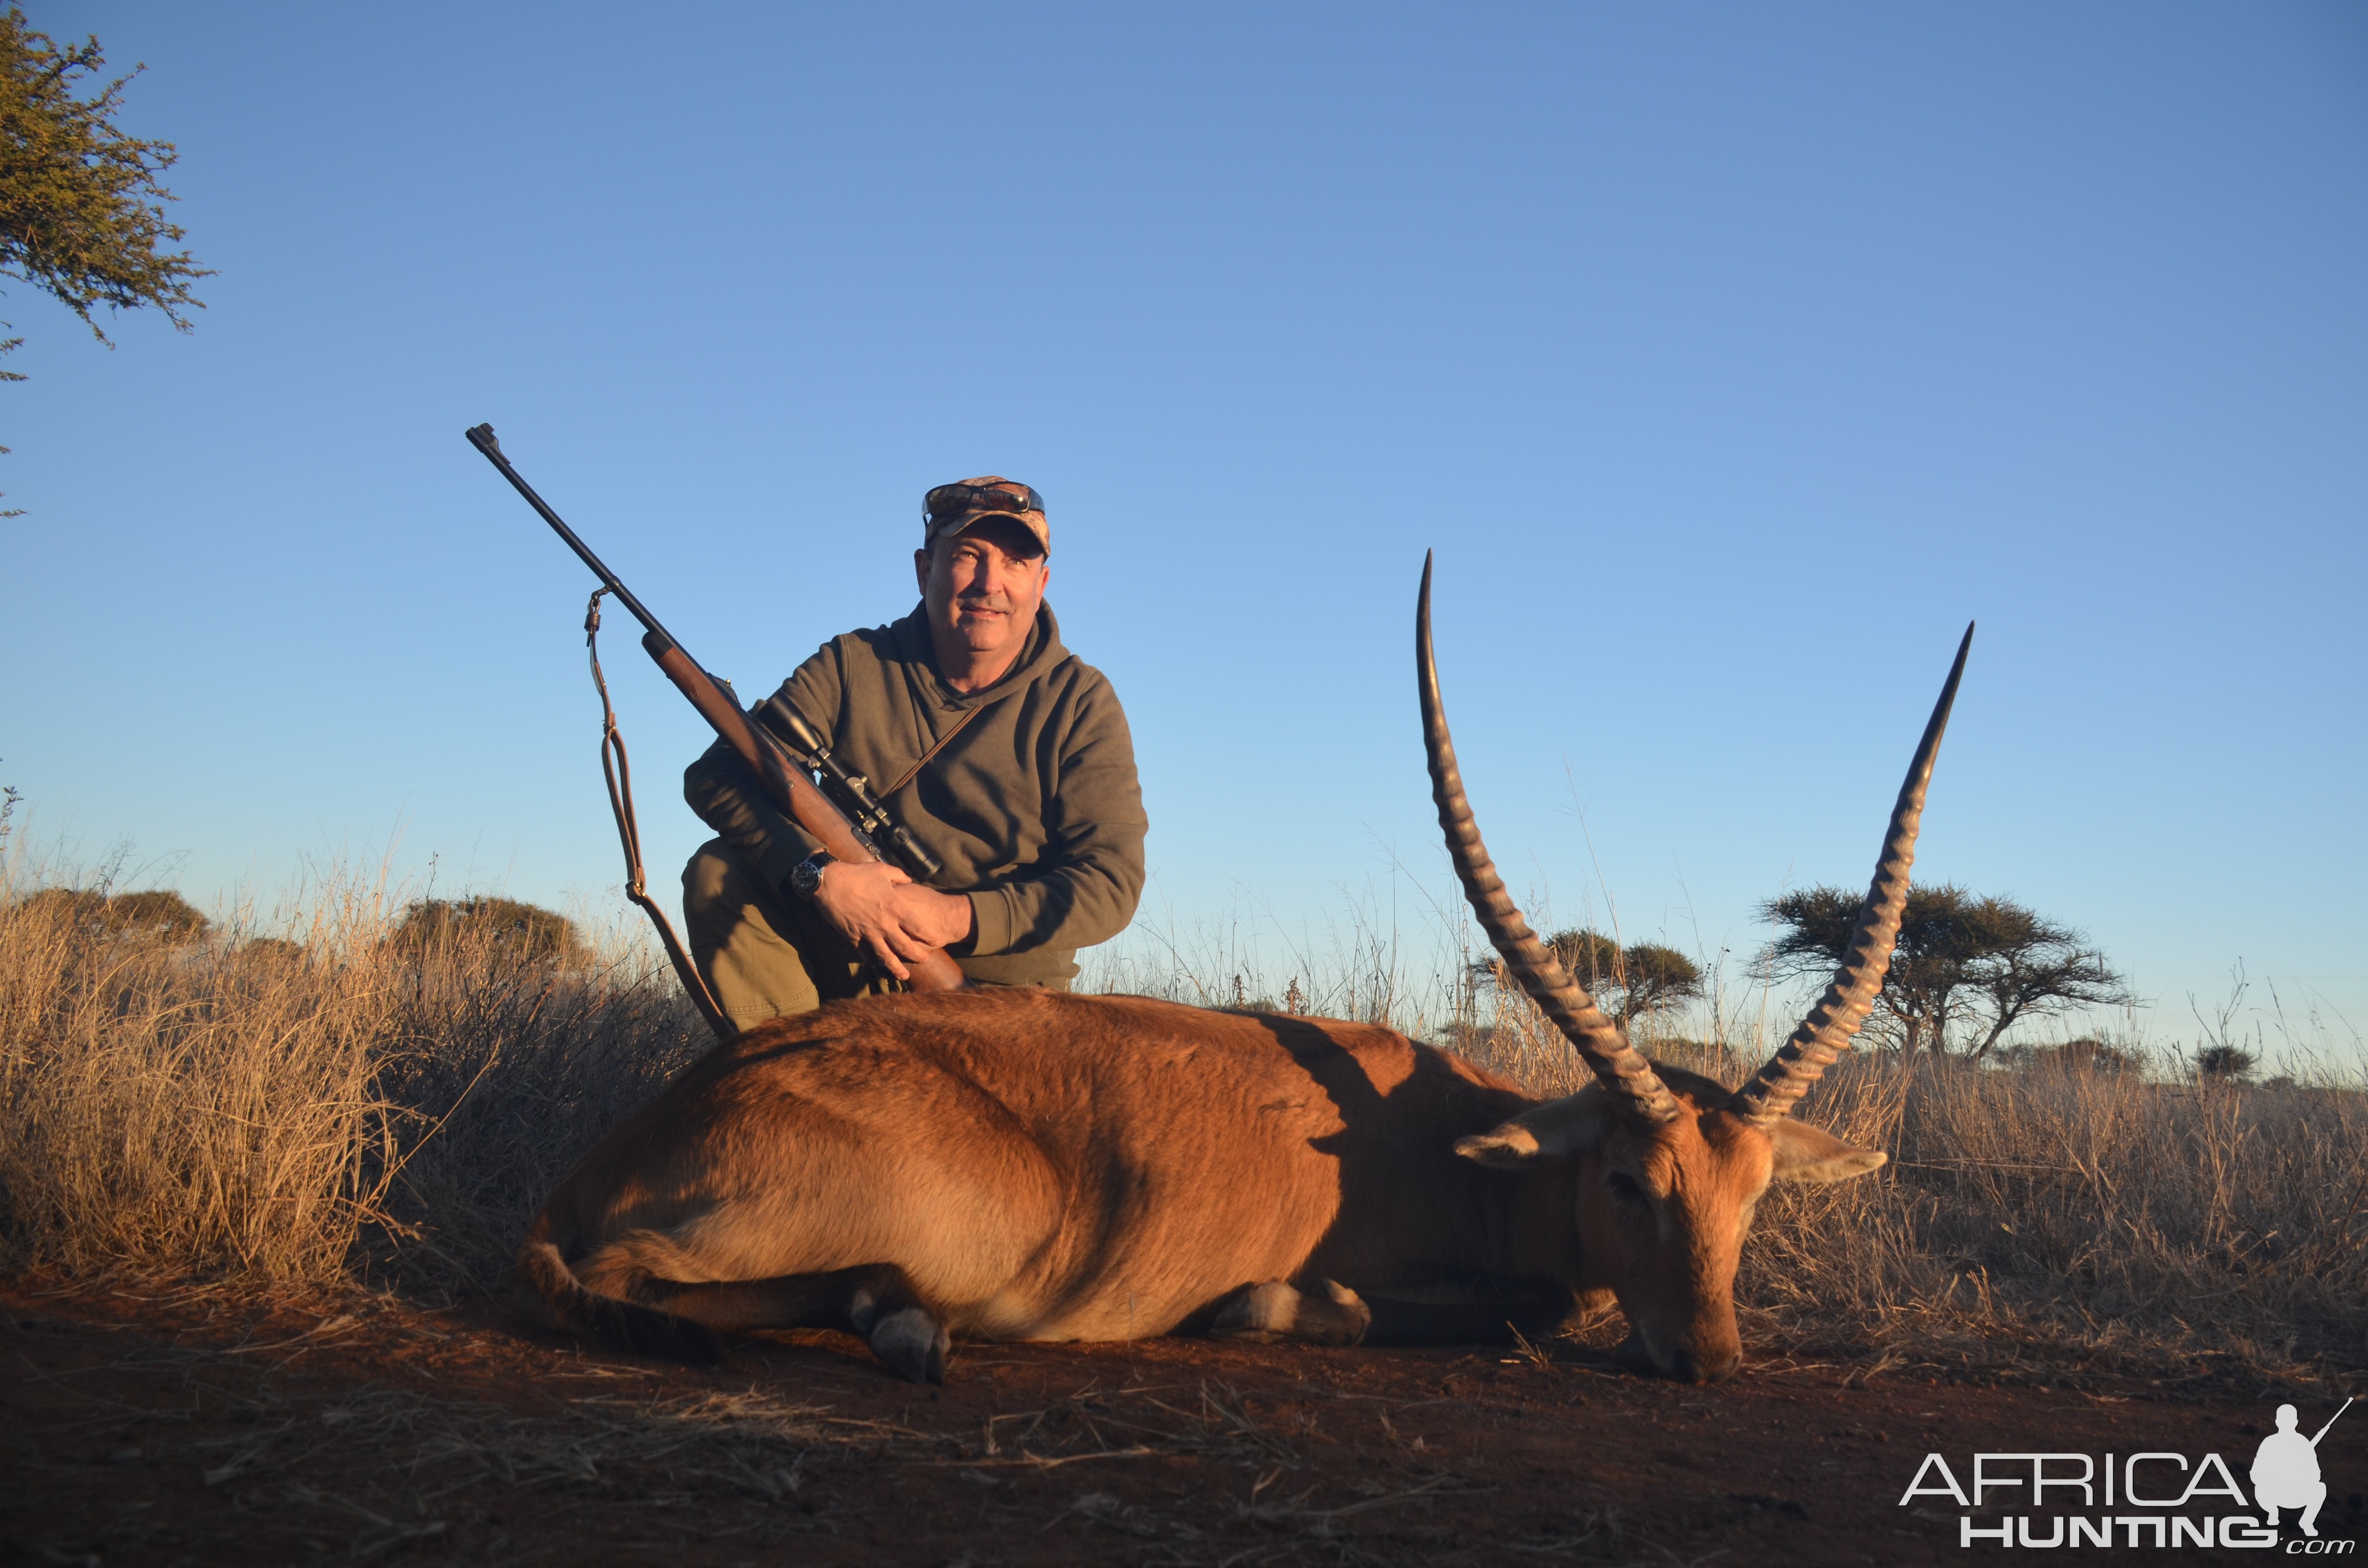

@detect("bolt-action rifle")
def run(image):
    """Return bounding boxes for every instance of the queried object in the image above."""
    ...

[465,423,968,995]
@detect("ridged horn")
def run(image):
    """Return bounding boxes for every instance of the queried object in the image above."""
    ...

[1418,553,1682,1125]
[1729,623,1975,1125]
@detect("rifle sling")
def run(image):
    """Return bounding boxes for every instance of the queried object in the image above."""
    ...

[877,700,986,799]
[587,589,735,1042]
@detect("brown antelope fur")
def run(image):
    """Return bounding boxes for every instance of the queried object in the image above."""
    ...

[517,987,1882,1384]
[518,559,1963,1385]
[1453,1063,1883,1382]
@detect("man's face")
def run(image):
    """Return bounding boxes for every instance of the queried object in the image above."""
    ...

[914,518,1050,665]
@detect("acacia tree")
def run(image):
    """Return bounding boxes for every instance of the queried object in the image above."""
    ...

[1761,885,1982,1058]
[1963,904,2130,1059]
[0,8,208,504]
[1474,929,1704,1032]
[1599,940,1704,1030]
[1546,928,1622,991]
[1759,885,2127,1061]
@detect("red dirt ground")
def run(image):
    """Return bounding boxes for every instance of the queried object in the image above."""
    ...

[4,1281,2360,1567]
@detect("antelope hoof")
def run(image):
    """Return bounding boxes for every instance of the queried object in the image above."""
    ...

[1210,1280,1370,1346]
[1211,1281,1299,1342]
[1310,1279,1372,1346]
[867,1305,950,1384]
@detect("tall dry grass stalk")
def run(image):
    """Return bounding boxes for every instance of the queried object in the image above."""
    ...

[0,855,708,1297]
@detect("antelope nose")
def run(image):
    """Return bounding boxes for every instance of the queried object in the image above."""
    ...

[1668,1346,1741,1384]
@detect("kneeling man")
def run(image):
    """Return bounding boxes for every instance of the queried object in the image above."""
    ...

[2251,1402,2330,1537]
[683,477,1146,1025]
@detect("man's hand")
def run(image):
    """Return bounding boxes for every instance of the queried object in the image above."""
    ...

[810,858,975,981]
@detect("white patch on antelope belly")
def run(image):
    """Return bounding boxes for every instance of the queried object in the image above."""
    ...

[1027,1285,1196,1342]
[967,1290,1055,1339]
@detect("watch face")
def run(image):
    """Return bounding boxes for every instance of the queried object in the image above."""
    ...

[792,860,821,897]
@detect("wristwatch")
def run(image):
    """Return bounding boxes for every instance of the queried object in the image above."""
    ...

[787,853,834,901]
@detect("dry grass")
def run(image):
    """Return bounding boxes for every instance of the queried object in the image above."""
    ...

[1760,1053,2368,1380]
[3,851,2363,1384]
[0,855,708,1298]
[1431,967,2368,1384]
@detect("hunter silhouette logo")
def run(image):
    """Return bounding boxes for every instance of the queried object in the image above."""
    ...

[1898,1396,2357,1550]
[2257,1398,2353,1539]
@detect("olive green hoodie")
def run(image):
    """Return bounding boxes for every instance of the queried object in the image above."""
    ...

[683,602,1146,987]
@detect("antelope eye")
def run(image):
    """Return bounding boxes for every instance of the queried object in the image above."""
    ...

[1605,1172,1647,1204]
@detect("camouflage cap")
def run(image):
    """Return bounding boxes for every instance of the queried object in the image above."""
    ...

[922,476,1049,556]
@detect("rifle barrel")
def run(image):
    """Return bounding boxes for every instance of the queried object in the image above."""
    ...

[465,424,686,654]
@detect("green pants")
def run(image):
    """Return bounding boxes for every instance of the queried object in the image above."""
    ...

[682,839,1073,1028]
[681,838,889,1029]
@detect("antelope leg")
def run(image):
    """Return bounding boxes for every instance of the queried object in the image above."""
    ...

[1207,1279,1371,1346]
[638,1263,951,1384]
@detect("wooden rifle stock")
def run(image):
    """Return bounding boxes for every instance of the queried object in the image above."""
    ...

[465,422,967,993]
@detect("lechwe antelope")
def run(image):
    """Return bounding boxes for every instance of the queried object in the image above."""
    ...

[517,557,1971,1384]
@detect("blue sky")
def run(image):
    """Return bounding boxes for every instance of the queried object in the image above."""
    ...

[4,3,2363,1054]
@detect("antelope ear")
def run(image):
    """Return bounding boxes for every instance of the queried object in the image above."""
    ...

[1454,1096,1610,1168]
[1769,1119,1887,1184]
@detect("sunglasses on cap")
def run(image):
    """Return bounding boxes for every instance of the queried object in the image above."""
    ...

[924,481,1045,525]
